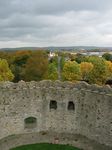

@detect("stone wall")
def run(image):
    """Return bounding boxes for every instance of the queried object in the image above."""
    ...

[0,80,112,147]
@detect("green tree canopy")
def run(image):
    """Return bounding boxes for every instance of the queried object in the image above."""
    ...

[46,63,58,80]
[102,53,112,61]
[74,53,87,63]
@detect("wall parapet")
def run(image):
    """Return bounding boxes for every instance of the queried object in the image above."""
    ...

[0,80,111,95]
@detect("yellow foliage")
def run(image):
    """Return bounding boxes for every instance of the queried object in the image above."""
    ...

[62,61,81,81]
[0,59,14,81]
[80,62,93,80]
[105,61,112,77]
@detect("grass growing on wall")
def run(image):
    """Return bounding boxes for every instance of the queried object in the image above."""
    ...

[10,143,81,150]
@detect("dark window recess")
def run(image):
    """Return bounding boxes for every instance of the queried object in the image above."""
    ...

[24,117,37,129]
[68,101,75,110]
[50,100,57,110]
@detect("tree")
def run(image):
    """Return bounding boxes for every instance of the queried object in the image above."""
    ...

[46,63,58,80]
[86,56,108,84]
[102,53,112,61]
[80,62,93,81]
[62,61,81,81]
[11,50,32,82]
[49,56,58,66]
[60,56,65,70]
[105,61,112,78]
[0,51,13,65]
[13,50,32,66]
[75,53,87,63]
[0,59,14,81]
[22,51,48,81]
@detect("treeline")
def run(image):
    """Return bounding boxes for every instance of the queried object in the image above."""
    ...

[0,50,49,82]
[0,50,112,85]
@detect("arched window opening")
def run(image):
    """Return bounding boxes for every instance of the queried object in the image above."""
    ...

[50,100,57,110]
[68,101,75,111]
[24,117,37,129]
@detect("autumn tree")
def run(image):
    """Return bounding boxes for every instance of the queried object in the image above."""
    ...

[62,61,81,81]
[0,51,16,70]
[13,50,32,66]
[22,51,48,81]
[105,61,112,78]
[0,59,14,81]
[86,56,108,84]
[11,50,32,82]
[80,62,93,81]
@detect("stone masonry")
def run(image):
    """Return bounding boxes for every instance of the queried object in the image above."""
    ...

[0,80,112,149]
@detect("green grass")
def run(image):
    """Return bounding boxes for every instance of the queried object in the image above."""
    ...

[10,143,81,150]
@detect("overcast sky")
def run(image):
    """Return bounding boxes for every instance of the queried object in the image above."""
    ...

[0,0,112,48]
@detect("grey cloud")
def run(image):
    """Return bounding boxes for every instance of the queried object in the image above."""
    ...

[0,0,112,47]
[0,0,111,18]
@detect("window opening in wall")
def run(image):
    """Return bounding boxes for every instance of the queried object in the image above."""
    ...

[24,117,37,129]
[68,101,75,110]
[50,100,57,110]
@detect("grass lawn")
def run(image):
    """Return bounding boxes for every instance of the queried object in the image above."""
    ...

[10,143,81,150]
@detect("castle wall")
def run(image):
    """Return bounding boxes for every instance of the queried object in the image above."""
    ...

[0,80,112,147]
